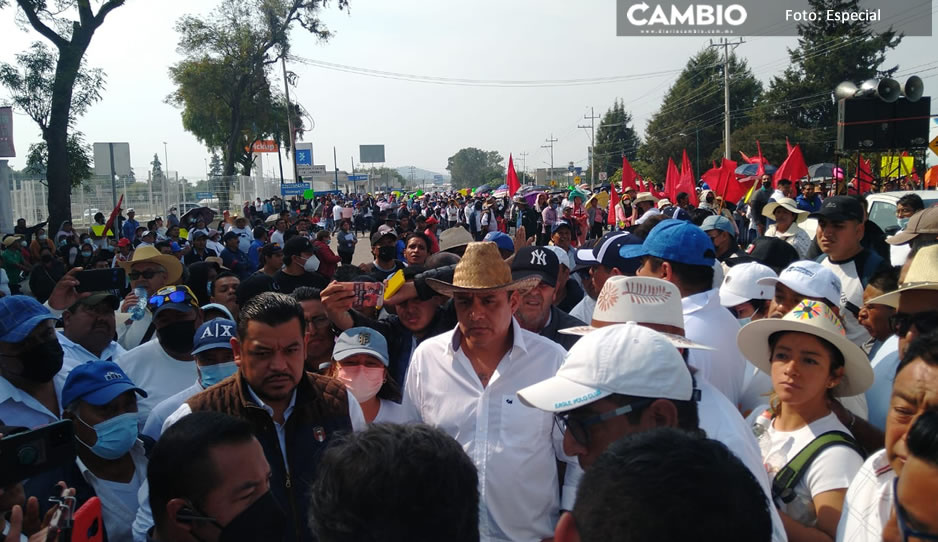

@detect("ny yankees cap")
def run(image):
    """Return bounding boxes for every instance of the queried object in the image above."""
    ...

[511,246,560,287]
[192,318,236,355]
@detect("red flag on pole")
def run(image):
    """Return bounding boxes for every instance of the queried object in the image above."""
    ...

[858,157,874,193]
[621,156,639,192]
[786,138,794,156]
[755,141,766,178]
[678,149,698,206]
[507,154,520,196]
[773,144,808,188]
[701,163,722,191]
[664,157,680,203]
[713,158,749,204]
[104,194,124,239]
[608,179,620,226]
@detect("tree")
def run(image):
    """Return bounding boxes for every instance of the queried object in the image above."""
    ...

[23,131,92,187]
[209,152,223,177]
[0,0,125,233]
[151,153,164,184]
[168,0,346,179]
[592,99,642,178]
[446,148,504,189]
[640,48,762,181]
[762,0,902,163]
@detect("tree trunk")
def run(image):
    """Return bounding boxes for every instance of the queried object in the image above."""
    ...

[46,43,88,235]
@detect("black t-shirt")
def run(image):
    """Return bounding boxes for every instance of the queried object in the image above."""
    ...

[273,269,328,294]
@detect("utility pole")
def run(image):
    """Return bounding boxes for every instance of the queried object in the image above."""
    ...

[578,107,600,190]
[518,151,528,184]
[282,55,298,182]
[541,134,557,184]
[709,37,744,160]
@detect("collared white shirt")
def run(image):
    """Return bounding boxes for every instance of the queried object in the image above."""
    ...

[569,295,596,324]
[76,440,148,542]
[683,289,746,406]
[246,386,298,471]
[402,318,579,542]
[56,331,126,390]
[836,449,894,542]
[115,309,153,351]
[0,374,62,428]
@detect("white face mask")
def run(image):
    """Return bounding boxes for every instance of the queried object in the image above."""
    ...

[302,253,320,272]
[337,365,385,403]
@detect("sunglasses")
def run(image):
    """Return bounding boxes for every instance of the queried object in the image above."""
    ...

[128,269,163,280]
[893,477,938,542]
[148,287,195,310]
[553,398,655,448]
[888,311,938,337]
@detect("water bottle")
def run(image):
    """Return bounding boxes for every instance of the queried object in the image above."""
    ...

[130,286,148,321]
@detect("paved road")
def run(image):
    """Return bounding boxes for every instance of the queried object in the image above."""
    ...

[349,231,375,266]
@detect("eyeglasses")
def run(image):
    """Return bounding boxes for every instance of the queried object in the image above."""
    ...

[893,478,938,542]
[128,269,162,280]
[148,286,196,310]
[553,398,655,448]
[888,311,938,337]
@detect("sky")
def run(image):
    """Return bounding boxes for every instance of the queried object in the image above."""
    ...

[1,0,937,181]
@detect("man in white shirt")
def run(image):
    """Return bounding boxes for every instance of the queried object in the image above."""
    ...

[57,292,127,389]
[403,242,579,542]
[568,232,642,323]
[227,215,254,254]
[623,218,747,405]
[117,285,203,430]
[112,246,184,350]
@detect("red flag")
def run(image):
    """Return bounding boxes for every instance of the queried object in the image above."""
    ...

[858,157,873,193]
[105,195,124,239]
[713,158,751,204]
[786,138,794,156]
[664,157,680,203]
[701,164,722,191]
[678,149,698,206]
[755,141,766,178]
[507,154,520,196]
[637,176,646,192]
[740,149,769,165]
[621,156,639,192]
[773,144,808,188]
[608,179,620,225]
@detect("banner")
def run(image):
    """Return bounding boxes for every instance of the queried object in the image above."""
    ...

[246,140,279,153]
[880,156,915,178]
[0,106,14,157]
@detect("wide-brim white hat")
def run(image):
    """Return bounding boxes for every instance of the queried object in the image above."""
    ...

[763,197,809,223]
[559,324,713,351]
[736,299,873,397]
[869,244,938,308]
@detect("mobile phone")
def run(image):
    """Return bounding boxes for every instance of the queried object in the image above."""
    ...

[75,268,126,293]
[0,420,76,488]
[72,497,104,542]
[353,282,384,309]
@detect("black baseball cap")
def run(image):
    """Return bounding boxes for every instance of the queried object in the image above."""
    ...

[222,231,239,242]
[283,236,314,257]
[511,246,559,287]
[809,196,864,222]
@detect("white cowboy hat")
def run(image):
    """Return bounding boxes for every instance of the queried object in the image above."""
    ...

[762,197,809,223]
[632,192,657,205]
[869,244,938,308]
[117,245,183,284]
[427,242,540,296]
[736,299,873,397]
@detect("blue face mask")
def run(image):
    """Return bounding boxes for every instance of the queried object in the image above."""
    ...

[76,412,138,460]
[199,361,237,388]
[898,217,910,230]
[737,316,752,327]
[81,251,93,258]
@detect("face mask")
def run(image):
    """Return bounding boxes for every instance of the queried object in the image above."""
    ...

[323,239,330,245]
[76,412,138,460]
[157,320,197,353]
[186,491,285,542]
[737,316,752,327]
[81,251,93,258]
[550,203,558,210]
[337,365,385,403]
[898,217,910,230]
[20,240,27,247]
[199,361,237,388]
[41,254,53,264]
[38,234,47,241]
[302,254,320,272]
[377,246,396,261]
[5,341,64,383]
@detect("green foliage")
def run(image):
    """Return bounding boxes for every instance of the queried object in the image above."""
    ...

[24,131,92,187]
[640,48,762,181]
[761,0,901,163]
[446,148,504,189]
[151,153,164,183]
[592,99,641,178]
[209,152,223,177]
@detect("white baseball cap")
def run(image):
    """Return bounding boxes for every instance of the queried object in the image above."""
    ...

[559,276,713,351]
[757,260,841,307]
[543,245,573,271]
[517,323,695,412]
[720,262,777,307]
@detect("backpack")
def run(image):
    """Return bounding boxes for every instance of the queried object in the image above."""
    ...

[771,430,863,504]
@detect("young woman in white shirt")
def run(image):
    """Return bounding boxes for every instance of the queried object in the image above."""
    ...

[738,299,874,542]
[326,327,407,424]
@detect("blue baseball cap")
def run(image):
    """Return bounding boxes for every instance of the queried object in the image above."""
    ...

[700,215,736,237]
[62,361,148,408]
[333,327,389,367]
[192,318,236,355]
[0,296,58,343]
[619,219,716,267]
[484,231,514,253]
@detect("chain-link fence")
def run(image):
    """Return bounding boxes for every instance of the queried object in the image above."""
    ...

[9,172,288,229]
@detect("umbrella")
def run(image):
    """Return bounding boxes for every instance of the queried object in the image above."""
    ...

[522,191,544,205]
[492,189,509,198]
[734,163,777,177]
[808,163,841,179]
[180,206,217,227]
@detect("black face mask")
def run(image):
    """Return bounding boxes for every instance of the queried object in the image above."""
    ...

[157,320,196,353]
[187,491,286,542]
[41,254,53,264]
[5,341,65,383]
[377,246,396,261]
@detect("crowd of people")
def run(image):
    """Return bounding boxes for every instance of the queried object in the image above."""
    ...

[1,177,937,542]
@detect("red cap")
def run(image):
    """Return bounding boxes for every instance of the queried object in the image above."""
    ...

[117,238,131,247]
[425,216,439,225]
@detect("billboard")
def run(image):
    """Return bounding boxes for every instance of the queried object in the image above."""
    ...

[92,142,132,177]
[360,144,386,164]
[247,140,279,153]
[0,106,14,157]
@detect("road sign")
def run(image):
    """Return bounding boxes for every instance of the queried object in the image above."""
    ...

[598,172,608,181]
[348,174,369,182]
[930,135,938,157]
[281,183,310,196]
[549,180,558,187]
[195,192,213,200]
[93,142,132,177]
[574,176,582,184]
[574,167,582,176]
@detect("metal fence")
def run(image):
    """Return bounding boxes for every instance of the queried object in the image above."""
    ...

[9,172,286,229]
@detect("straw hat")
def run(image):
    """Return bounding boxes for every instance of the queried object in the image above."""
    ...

[869,244,938,308]
[427,242,541,296]
[656,198,672,209]
[559,276,713,351]
[736,299,873,397]
[438,227,474,253]
[762,197,809,223]
[2,235,23,248]
[632,192,657,205]
[117,245,183,284]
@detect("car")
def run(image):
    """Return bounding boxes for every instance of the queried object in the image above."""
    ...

[81,208,100,218]
[800,190,938,241]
